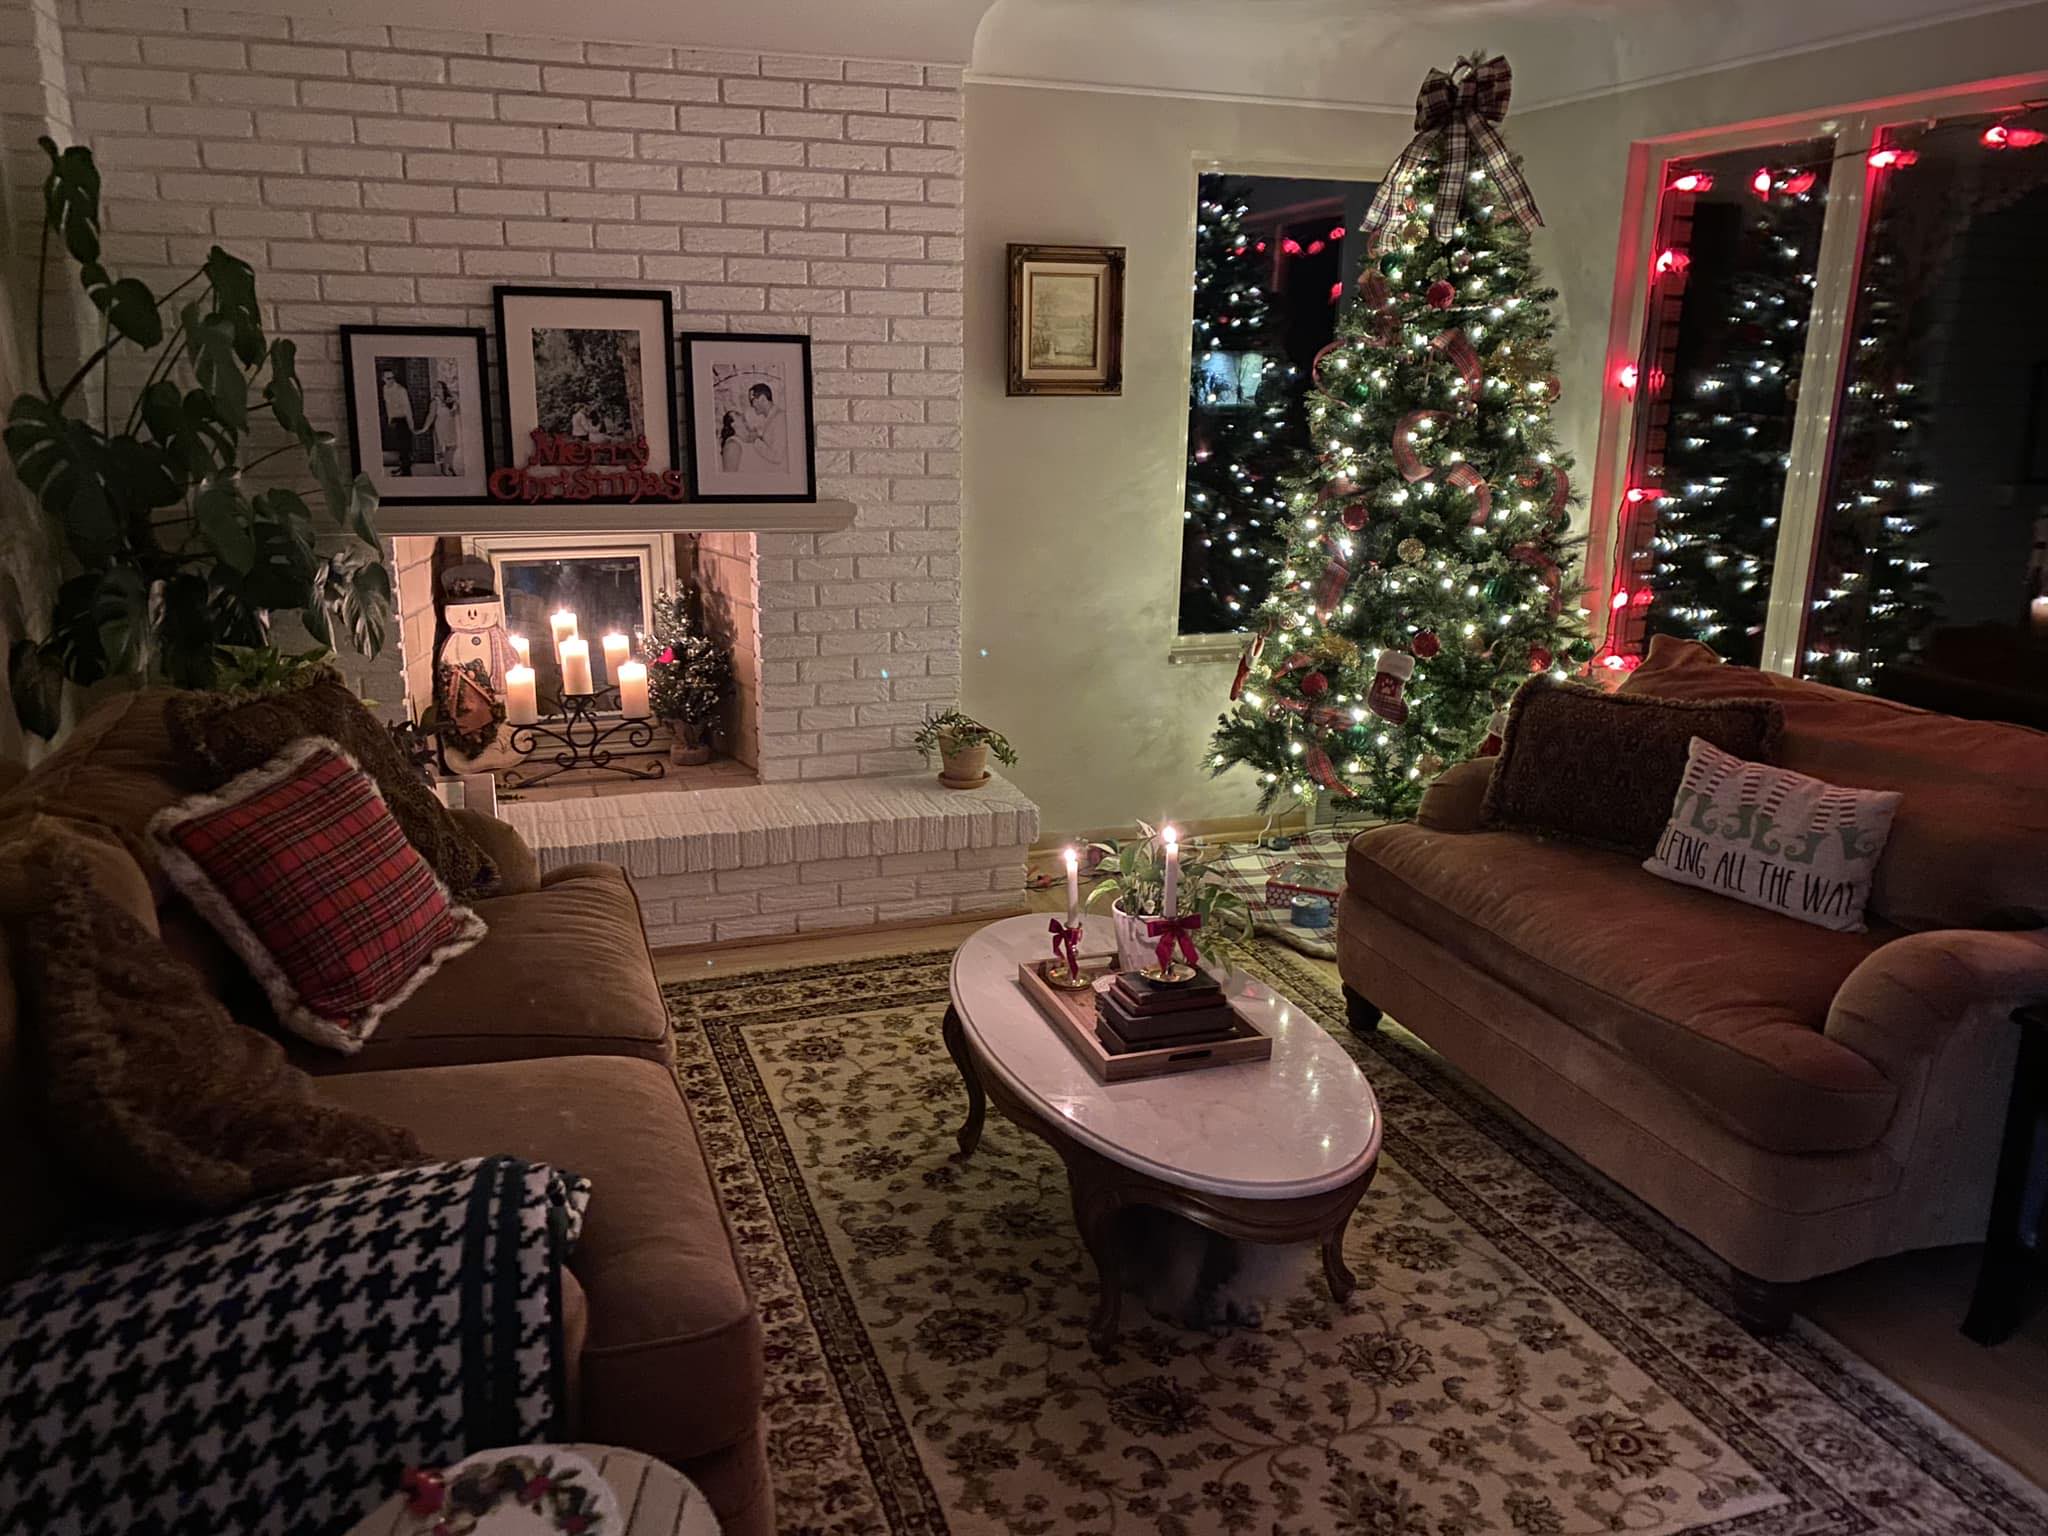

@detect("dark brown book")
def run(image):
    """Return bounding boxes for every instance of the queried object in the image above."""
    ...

[1095,1011,1240,1057]
[1097,989,1239,1044]
[1110,975,1224,1016]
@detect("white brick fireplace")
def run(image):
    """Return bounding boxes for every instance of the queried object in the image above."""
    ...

[35,2,1034,944]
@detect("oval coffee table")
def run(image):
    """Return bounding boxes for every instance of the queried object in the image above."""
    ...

[945,913,1382,1352]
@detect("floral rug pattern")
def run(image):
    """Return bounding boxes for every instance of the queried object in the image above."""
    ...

[665,942,2048,1536]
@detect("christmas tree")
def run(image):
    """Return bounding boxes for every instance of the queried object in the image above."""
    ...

[1209,55,1591,816]
[1179,177,1295,633]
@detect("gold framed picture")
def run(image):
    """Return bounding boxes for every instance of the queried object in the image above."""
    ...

[1007,243,1125,396]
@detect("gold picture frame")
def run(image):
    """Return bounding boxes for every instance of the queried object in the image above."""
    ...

[1007,243,1125,396]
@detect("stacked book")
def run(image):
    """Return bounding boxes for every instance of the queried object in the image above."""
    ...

[1094,969,1241,1055]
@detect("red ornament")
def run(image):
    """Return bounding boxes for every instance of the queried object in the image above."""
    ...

[1412,629,1441,659]
[1425,280,1456,310]
[1340,502,1370,532]
[1527,646,1553,673]
[402,1469,446,1518]
[1301,671,1330,698]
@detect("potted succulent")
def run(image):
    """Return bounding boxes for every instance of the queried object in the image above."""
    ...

[644,587,732,765]
[912,708,1017,789]
[1085,821,1252,972]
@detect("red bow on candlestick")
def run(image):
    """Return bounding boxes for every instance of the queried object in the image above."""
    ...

[1047,917,1083,978]
[1146,912,1204,971]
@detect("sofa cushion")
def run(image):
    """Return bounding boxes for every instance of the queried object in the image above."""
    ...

[298,865,670,1073]
[311,1055,762,1468]
[1621,635,2048,931]
[1347,822,1899,1153]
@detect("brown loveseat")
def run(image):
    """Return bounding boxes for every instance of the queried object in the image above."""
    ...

[1339,637,2048,1326]
[0,689,770,1535]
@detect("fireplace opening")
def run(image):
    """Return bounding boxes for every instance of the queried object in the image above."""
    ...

[393,530,761,800]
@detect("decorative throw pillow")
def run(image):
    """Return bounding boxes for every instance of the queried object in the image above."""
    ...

[1643,737,1902,932]
[1480,678,1784,855]
[148,737,487,1053]
[5,833,427,1217]
[164,670,497,895]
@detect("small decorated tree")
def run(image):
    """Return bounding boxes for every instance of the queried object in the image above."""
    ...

[1208,55,1592,817]
[644,587,731,763]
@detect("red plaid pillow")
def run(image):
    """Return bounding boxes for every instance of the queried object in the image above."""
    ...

[149,736,486,1053]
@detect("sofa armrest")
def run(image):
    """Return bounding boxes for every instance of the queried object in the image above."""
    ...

[1826,927,2048,1078]
[450,807,541,896]
[1415,757,1495,833]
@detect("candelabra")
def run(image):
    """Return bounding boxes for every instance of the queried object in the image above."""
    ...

[502,688,665,790]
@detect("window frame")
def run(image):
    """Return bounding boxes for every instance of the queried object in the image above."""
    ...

[1589,70,2048,676]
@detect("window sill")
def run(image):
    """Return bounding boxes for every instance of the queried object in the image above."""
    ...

[1169,632,1250,665]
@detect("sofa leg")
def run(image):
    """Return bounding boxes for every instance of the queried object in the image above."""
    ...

[1342,984,1382,1037]
[1729,1270,1801,1335]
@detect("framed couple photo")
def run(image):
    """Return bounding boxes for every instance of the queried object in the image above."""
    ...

[341,326,495,503]
[679,332,818,502]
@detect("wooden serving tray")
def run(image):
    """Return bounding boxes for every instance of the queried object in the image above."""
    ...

[1016,960,1273,1082]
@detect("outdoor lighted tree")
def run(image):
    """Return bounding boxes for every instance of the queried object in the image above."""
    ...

[1209,55,1592,816]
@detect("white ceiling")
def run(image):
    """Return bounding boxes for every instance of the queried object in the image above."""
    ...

[969,0,2043,108]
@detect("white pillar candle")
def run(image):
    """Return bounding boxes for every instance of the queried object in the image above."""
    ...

[1161,825,1179,920]
[505,664,538,725]
[549,609,579,651]
[508,633,531,668]
[559,636,594,696]
[616,659,650,718]
[1063,846,1080,928]
[602,632,631,678]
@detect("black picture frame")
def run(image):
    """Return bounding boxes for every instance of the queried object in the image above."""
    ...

[340,324,495,503]
[678,331,819,503]
[493,285,680,504]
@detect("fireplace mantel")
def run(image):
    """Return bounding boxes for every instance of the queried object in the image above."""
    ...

[373,498,859,537]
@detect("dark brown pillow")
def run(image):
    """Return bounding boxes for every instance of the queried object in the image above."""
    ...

[4,835,427,1219]
[164,669,495,895]
[1479,678,1782,855]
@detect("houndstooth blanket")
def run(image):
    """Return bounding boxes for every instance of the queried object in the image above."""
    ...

[0,1154,589,1536]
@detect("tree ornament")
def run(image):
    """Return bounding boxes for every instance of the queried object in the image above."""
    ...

[1397,537,1427,565]
[1228,627,1267,701]
[1452,249,1473,273]
[1340,502,1371,532]
[1478,708,1509,755]
[1300,670,1330,698]
[1528,645,1553,672]
[1413,628,1442,659]
[1426,279,1457,310]
[1366,649,1415,724]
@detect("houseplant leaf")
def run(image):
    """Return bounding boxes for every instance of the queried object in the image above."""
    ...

[8,640,67,741]
[194,480,256,573]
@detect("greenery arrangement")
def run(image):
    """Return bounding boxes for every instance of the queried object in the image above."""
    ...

[911,709,1018,767]
[645,587,732,727]
[1084,821,1251,935]
[4,138,390,738]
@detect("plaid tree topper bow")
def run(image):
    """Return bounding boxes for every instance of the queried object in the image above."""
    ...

[1360,54,1542,254]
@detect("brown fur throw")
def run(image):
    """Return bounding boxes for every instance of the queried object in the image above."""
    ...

[165,669,496,895]
[6,837,426,1219]
[1480,679,1783,856]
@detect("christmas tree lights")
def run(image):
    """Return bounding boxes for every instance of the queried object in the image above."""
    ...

[1208,56,1591,817]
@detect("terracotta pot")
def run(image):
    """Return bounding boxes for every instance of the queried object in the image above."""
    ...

[1110,898,1161,974]
[669,718,712,766]
[937,738,989,787]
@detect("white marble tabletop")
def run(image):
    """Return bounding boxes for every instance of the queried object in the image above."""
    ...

[950,914,1381,1199]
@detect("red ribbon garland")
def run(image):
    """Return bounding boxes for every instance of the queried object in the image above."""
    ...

[1313,535,1351,613]
[1305,744,1357,798]
[1146,912,1204,971]
[1516,461,1571,522]
[1391,410,1450,481]
[1445,462,1492,524]
[1430,326,1483,400]
[1270,695,1354,731]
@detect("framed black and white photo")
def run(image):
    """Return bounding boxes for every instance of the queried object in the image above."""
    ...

[341,326,493,502]
[679,332,817,502]
[494,286,679,503]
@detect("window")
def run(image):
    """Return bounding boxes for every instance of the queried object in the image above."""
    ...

[1599,79,2048,719]
[1177,171,1377,637]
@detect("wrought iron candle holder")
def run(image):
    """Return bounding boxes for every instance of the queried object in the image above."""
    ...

[502,688,665,790]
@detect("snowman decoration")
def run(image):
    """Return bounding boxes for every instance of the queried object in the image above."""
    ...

[435,559,523,774]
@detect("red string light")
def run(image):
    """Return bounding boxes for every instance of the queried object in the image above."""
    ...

[1328,224,1348,240]
[1280,237,1302,255]
[1750,167,1773,199]
[1984,122,2046,150]
[1615,362,1639,394]
[1781,169,1817,196]
[1654,248,1690,276]
[1867,147,1919,169]
[1668,171,1713,193]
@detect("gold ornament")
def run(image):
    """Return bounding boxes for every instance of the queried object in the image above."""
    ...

[1314,634,1362,667]
[1397,537,1427,565]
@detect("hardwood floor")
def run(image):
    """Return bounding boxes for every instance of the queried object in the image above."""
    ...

[656,895,2048,1492]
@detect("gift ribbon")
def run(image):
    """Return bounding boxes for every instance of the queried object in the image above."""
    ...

[1146,912,1204,971]
[1360,54,1543,254]
[1047,917,1082,975]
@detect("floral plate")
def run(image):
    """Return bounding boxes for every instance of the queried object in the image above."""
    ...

[397,1445,620,1536]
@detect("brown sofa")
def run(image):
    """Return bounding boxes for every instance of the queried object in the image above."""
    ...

[0,689,771,1535]
[1339,637,2048,1326]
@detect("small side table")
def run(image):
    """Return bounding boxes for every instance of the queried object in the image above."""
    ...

[347,1444,719,1535]
[1963,1005,2048,1346]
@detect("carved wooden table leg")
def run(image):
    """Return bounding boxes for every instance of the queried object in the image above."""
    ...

[1067,1163,1126,1357]
[1319,1176,1373,1302]
[940,1005,985,1162]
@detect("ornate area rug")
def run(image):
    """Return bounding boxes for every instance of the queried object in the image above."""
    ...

[664,942,2048,1536]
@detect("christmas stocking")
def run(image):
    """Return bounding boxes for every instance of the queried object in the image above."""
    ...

[1365,649,1415,726]
[1479,708,1509,756]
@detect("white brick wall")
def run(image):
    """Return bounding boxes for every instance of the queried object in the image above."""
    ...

[51,3,964,778]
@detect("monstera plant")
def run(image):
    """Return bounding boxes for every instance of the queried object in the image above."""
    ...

[4,138,391,738]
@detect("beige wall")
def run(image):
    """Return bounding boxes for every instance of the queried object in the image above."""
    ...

[1516,1,2048,556]
[961,83,1405,837]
